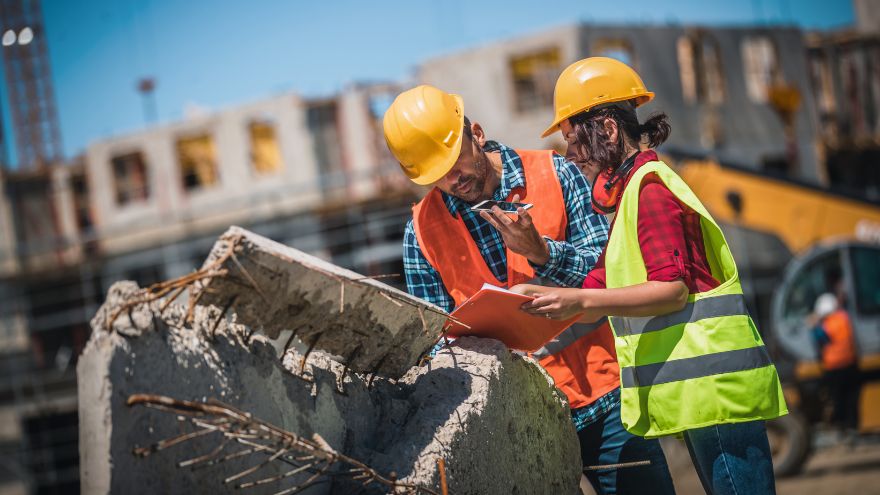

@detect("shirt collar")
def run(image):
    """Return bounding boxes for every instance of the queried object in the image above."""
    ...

[441,140,525,214]
[619,149,659,194]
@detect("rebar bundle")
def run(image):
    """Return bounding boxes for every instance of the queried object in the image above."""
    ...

[127,394,445,495]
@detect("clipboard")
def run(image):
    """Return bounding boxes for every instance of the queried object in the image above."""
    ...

[444,283,580,352]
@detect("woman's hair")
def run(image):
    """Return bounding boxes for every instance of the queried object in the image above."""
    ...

[569,101,670,172]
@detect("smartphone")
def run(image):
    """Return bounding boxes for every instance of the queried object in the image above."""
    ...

[470,200,534,213]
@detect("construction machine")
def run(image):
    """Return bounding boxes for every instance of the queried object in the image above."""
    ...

[675,157,880,476]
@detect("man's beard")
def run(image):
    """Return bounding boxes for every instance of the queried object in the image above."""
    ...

[452,150,489,204]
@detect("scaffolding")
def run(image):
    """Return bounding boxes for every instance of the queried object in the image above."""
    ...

[0,0,62,170]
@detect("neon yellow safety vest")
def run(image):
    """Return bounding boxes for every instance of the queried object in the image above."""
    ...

[605,160,788,438]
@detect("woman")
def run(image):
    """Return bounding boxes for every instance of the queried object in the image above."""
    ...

[514,57,788,495]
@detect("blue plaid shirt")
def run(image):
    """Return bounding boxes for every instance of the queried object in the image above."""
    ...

[572,387,620,431]
[403,140,617,429]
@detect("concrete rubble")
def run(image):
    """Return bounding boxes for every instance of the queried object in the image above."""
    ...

[196,226,447,378]
[77,227,582,494]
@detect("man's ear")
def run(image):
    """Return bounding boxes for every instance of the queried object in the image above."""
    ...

[470,121,488,147]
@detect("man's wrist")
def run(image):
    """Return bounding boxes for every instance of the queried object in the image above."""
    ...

[528,238,551,266]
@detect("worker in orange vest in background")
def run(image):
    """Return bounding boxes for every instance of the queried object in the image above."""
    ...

[811,293,861,439]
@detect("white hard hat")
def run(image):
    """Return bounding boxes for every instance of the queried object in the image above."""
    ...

[814,293,838,318]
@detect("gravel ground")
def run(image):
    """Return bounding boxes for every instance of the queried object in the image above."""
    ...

[664,437,880,495]
[580,437,880,494]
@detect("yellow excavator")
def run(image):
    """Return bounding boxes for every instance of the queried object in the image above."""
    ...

[674,157,880,475]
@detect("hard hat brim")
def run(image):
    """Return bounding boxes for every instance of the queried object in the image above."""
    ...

[540,92,655,139]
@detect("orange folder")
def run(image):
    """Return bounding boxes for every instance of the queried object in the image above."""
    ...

[444,284,581,352]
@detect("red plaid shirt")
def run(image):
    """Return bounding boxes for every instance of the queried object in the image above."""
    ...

[583,150,719,292]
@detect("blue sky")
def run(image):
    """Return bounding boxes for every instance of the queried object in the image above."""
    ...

[1,0,856,165]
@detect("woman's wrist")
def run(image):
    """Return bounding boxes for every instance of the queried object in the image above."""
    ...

[578,289,596,313]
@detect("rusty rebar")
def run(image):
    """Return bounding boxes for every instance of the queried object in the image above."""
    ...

[583,460,652,471]
[127,393,442,494]
[337,345,362,394]
[299,333,322,374]
[209,295,237,342]
[105,237,239,332]
[437,458,448,495]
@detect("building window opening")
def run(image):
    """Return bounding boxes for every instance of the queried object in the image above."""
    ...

[591,39,635,67]
[176,134,219,190]
[808,53,838,143]
[306,101,345,190]
[110,152,150,205]
[249,121,283,175]
[678,34,726,105]
[71,172,93,234]
[510,47,562,113]
[742,36,782,103]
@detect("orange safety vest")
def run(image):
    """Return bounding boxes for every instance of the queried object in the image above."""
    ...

[412,149,620,409]
[821,309,858,371]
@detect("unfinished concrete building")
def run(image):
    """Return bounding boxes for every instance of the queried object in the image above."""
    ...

[0,161,91,495]
[0,83,420,494]
[807,23,880,200]
[419,23,824,183]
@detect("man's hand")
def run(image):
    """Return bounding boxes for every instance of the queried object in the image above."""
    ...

[479,194,550,265]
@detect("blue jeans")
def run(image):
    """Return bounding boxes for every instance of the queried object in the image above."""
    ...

[683,420,777,495]
[577,400,676,495]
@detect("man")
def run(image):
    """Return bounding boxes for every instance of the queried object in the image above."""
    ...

[812,293,861,439]
[383,84,674,494]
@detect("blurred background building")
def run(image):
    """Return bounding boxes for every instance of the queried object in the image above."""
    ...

[0,0,878,493]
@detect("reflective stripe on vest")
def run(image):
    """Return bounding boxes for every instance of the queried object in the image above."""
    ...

[620,346,772,388]
[532,317,608,359]
[609,294,747,337]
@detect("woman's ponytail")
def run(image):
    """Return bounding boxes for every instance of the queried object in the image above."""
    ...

[639,113,671,149]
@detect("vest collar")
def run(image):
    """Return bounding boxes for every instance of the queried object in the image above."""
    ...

[605,149,660,212]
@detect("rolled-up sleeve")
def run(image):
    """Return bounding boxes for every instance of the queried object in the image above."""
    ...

[636,178,689,285]
[582,266,607,289]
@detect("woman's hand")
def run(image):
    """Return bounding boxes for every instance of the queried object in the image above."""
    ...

[519,288,587,320]
[508,283,556,297]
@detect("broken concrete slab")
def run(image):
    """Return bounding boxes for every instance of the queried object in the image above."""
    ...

[374,337,582,494]
[80,281,388,495]
[78,281,581,495]
[196,226,446,378]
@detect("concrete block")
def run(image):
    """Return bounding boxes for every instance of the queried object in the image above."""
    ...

[374,337,582,494]
[78,281,581,495]
[196,226,446,378]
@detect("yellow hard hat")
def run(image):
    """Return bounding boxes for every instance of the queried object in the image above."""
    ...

[541,57,654,138]
[383,85,465,185]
